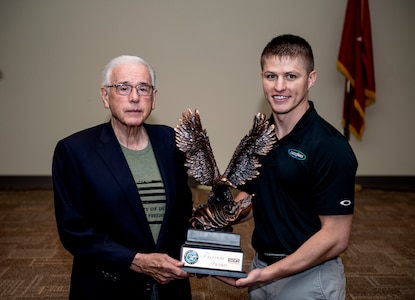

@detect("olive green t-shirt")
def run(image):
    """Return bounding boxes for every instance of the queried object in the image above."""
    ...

[121,143,166,243]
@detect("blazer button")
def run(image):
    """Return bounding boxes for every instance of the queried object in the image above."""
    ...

[145,283,152,291]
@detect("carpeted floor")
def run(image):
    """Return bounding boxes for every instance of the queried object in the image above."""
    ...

[0,188,414,299]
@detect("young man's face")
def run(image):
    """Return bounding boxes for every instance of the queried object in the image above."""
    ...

[261,55,316,116]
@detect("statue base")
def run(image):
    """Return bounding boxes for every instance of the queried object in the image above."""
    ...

[180,229,247,278]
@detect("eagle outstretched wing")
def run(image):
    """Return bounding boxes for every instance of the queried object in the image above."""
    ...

[174,109,221,186]
[221,113,277,188]
[175,109,277,231]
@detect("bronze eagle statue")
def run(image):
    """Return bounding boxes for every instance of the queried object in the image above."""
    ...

[175,109,277,231]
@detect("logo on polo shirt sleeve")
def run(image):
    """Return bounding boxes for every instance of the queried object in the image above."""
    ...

[339,199,352,207]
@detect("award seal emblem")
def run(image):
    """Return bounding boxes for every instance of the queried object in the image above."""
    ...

[184,250,199,265]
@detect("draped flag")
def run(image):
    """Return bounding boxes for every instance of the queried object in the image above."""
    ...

[337,0,376,140]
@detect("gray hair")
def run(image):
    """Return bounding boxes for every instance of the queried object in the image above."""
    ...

[101,55,156,87]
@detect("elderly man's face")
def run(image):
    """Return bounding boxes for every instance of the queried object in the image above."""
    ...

[101,62,156,128]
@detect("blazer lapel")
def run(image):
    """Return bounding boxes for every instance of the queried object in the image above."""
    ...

[145,125,177,247]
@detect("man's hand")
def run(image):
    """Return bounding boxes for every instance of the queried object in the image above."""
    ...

[130,253,190,284]
[215,267,269,288]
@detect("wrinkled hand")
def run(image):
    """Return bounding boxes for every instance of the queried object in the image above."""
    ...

[130,253,190,284]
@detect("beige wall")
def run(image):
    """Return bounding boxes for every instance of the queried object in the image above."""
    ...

[1,0,414,176]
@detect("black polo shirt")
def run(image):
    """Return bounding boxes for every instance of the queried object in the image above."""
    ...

[243,101,358,255]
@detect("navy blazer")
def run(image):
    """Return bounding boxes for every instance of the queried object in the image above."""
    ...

[52,122,193,300]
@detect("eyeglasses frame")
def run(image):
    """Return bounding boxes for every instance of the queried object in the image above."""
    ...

[105,82,155,96]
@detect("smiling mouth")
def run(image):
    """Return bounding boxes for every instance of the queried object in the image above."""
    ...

[273,95,289,100]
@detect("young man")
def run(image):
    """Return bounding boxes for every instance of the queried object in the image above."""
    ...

[52,55,193,300]
[219,34,358,299]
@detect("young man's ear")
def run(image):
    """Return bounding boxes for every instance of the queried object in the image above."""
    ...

[308,70,317,89]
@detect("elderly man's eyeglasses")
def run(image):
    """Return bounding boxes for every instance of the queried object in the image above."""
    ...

[106,83,154,96]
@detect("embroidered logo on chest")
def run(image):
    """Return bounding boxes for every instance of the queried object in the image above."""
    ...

[288,149,306,161]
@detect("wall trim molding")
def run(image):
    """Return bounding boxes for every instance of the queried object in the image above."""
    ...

[355,176,415,192]
[0,175,414,192]
[0,176,53,190]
